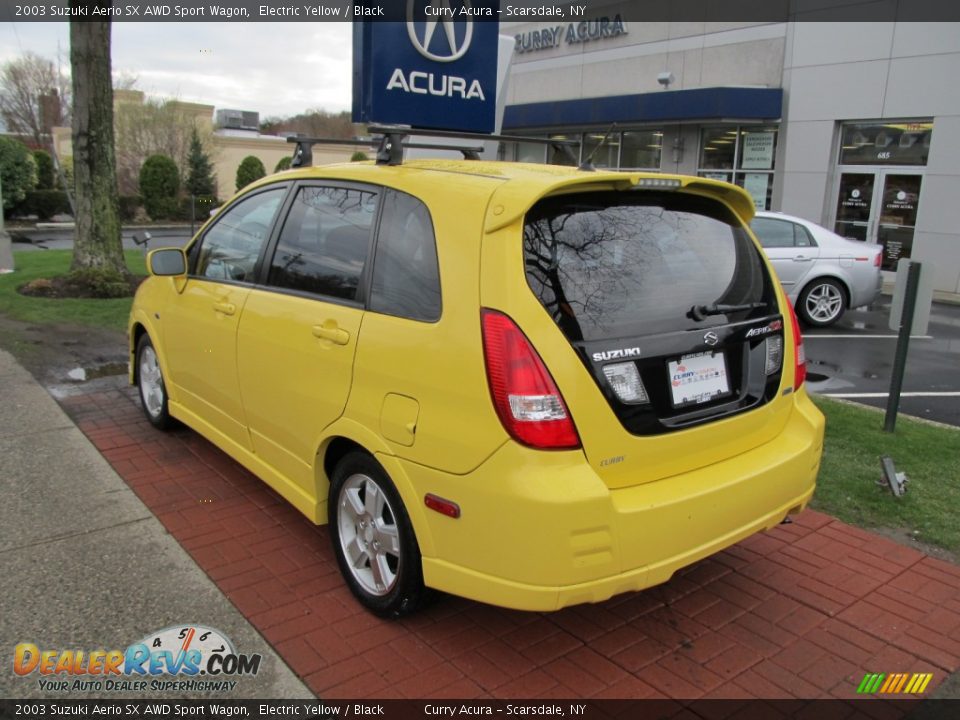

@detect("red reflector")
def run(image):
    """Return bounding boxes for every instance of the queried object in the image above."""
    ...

[481,309,581,450]
[425,493,460,519]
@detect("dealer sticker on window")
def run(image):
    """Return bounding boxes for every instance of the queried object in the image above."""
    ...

[668,351,730,407]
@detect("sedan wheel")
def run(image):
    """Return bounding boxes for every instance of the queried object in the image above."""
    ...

[798,279,846,327]
[329,452,427,617]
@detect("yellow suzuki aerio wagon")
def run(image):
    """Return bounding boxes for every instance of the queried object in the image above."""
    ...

[129,130,823,617]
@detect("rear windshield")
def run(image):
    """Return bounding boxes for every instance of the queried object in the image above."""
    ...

[523,191,775,341]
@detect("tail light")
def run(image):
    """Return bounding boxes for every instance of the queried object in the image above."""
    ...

[481,309,581,450]
[785,300,807,390]
[874,252,882,268]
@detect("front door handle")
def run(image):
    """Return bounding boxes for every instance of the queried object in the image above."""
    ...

[312,324,350,345]
[214,301,236,315]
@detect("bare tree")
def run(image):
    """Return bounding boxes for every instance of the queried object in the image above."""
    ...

[259,108,359,139]
[0,52,71,146]
[114,96,216,195]
[70,16,125,274]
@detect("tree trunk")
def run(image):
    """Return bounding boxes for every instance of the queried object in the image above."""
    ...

[69,16,125,274]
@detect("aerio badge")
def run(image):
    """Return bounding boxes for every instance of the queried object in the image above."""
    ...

[703,331,719,347]
[407,0,474,62]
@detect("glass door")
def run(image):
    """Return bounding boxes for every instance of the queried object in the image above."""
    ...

[833,169,923,270]
[876,172,922,271]
[834,172,875,241]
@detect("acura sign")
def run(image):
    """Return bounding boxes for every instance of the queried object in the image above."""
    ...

[352,0,500,133]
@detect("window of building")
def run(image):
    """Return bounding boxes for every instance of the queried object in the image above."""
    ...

[582,131,620,169]
[548,134,578,166]
[838,120,933,166]
[620,130,663,170]
[505,129,661,170]
[698,125,779,210]
[513,138,547,163]
[267,186,377,302]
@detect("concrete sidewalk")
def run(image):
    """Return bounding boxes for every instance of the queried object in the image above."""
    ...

[0,349,313,700]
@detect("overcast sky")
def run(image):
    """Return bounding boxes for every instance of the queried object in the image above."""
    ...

[0,22,354,120]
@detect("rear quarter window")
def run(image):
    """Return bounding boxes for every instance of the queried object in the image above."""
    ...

[369,190,441,322]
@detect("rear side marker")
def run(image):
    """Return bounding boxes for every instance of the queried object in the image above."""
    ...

[425,493,460,519]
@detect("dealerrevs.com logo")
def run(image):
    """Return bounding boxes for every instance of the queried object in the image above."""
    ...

[13,625,261,694]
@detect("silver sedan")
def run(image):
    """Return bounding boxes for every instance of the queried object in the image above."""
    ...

[750,211,883,327]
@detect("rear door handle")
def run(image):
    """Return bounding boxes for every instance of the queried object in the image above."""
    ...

[312,324,350,345]
[214,301,236,315]
[793,255,812,262]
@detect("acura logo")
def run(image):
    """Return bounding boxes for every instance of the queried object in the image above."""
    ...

[703,331,719,347]
[407,0,474,62]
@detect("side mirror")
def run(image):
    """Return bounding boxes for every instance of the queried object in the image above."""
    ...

[147,248,187,277]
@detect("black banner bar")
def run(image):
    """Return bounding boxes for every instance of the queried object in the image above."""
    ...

[2,0,960,23]
[0,698,955,720]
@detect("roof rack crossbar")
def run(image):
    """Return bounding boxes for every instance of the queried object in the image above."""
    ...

[287,126,582,167]
[366,125,578,148]
[287,136,377,168]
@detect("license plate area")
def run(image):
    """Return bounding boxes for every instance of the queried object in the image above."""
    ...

[668,351,731,408]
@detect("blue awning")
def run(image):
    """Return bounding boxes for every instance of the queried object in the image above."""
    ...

[503,87,783,130]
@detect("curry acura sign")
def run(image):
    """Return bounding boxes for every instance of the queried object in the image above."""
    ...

[352,0,500,133]
[514,14,628,53]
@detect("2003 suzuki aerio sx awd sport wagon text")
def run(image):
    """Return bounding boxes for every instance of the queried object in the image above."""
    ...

[129,150,824,617]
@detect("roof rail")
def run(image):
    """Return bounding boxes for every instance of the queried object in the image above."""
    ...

[286,126,582,168]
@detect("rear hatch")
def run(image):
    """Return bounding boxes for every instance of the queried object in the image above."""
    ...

[497,184,796,488]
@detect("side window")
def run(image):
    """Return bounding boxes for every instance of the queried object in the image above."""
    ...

[751,218,795,248]
[192,187,285,281]
[369,190,442,322]
[268,186,377,301]
[794,223,816,247]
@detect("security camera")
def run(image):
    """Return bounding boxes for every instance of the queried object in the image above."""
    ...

[657,72,674,87]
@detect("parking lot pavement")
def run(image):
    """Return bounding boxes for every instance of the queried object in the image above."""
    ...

[48,381,960,700]
[805,300,960,427]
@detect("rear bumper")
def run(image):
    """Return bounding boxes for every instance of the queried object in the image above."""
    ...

[406,392,824,612]
[850,270,883,309]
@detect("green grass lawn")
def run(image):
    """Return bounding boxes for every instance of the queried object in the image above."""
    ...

[811,396,960,553]
[0,250,145,333]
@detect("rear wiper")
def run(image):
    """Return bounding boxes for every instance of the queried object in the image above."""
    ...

[689,302,766,321]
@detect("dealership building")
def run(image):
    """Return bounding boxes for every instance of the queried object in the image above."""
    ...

[499,16,960,295]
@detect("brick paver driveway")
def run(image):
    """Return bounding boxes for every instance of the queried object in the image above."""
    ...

[60,386,960,699]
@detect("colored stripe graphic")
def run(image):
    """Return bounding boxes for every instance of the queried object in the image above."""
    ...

[858,672,933,694]
[857,673,885,693]
[880,674,897,693]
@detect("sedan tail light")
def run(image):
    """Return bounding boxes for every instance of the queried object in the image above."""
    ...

[481,309,581,450]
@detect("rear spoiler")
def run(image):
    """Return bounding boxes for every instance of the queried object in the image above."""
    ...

[484,174,757,234]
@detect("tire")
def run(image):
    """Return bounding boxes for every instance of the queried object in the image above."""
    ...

[328,451,428,618]
[136,334,175,430]
[798,278,846,327]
